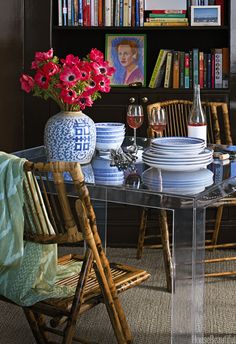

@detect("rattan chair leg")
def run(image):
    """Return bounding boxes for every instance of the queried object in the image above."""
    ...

[23,309,48,344]
[160,210,173,293]
[210,205,224,247]
[137,208,148,259]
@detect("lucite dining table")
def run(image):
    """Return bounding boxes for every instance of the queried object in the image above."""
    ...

[13,137,236,344]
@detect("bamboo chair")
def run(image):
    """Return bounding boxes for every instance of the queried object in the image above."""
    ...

[0,160,150,344]
[137,100,236,291]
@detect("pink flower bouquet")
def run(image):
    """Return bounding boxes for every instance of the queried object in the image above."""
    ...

[20,48,115,111]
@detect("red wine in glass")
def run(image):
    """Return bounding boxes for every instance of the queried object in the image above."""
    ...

[148,107,166,137]
[126,104,144,150]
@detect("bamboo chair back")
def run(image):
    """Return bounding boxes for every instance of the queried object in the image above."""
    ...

[146,100,233,145]
[5,160,150,344]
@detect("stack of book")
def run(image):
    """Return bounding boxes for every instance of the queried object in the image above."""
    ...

[149,47,229,89]
[144,9,189,27]
[58,0,145,27]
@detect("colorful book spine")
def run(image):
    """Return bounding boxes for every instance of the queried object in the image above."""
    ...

[78,0,83,25]
[135,0,140,26]
[149,49,169,88]
[214,48,223,88]
[67,0,72,26]
[206,53,212,88]
[203,53,207,88]
[179,51,185,88]
[73,0,79,25]
[123,0,129,26]
[139,0,144,26]
[164,51,173,88]
[105,0,112,26]
[90,0,95,26]
[192,48,199,86]
[189,51,193,88]
[119,0,124,26]
[63,0,67,26]
[144,22,188,26]
[172,51,180,89]
[149,13,186,18]
[222,47,229,89]
[146,18,188,22]
[151,10,186,14]
[58,0,63,26]
[94,0,98,25]
[83,0,91,26]
[199,51,204,88]
[211,50,215,88]
[98,0,103,26]
[184,52,190,89]
[128,0,132,26]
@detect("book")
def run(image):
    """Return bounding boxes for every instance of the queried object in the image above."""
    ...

[144,21,188,26]
[215,0,224,25]
[149,49,169,88]
[192,48,199,86]
[206,52,212,88]
[123,0,129,26]
[63,0,67,26]
[58,0,63,26]
[179,51,185,88]
[199,51,204,88]
[149,13,186,18]
[164,51,173,88]
[151,9,186,14]
[144,0,186,10]
[222,47,229,88]
[214,48,223,88]
[105,0,112,26]
[78,0,83,25]
[189,50,193,88]
[139,0,144,26]
[211,50,215,88]
[203,53,207,88]
[98,0,103,26]
[83,0,91,26]
[67,0,72,26]
[184,52,190,89]
[146,18,188,22]
[73,0,79,25]
[172,51,180,88]
[135,0,140,26]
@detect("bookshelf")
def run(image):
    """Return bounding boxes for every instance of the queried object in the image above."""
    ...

[47,0,233,139]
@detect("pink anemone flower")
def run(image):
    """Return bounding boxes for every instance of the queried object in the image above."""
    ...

[60,89,77,104]
[77,93,93,110]
[34,48,53,63]
[93,75,111,93]
[60,66,82,85]
[42,61,60,77]
[61,54,80,68]
[34,71,50,89]
[89,48,104,63]
[20,74,34,93]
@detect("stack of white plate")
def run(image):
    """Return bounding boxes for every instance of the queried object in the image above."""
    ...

[95,122,125,152]
[142,167,214,195]
[142,137,213,172]
[92,155,124,186]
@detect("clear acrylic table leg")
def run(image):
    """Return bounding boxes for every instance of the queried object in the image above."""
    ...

[171,207,205,344]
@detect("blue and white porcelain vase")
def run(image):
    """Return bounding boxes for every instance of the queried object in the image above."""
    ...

[44,111,96,164]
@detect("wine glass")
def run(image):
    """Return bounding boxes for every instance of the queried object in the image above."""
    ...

[126,104,144,151]
[148,107,167,138]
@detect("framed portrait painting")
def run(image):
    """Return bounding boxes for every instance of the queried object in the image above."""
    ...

[105,34,147,87]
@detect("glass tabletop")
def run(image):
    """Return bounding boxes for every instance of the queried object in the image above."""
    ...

[13,137,236,344]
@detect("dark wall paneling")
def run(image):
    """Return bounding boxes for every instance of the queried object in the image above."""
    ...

[23,0,52,148]
[0,0,24,152]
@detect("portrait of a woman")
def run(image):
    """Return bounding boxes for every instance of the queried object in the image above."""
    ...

[105,34,146,86]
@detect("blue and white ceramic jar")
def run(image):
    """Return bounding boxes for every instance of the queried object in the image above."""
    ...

[44,111,96,164]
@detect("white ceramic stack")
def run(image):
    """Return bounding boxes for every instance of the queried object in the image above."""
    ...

[92,155,124,186]
[95,122,125,152]
[142,167,214,195]
[142,137,213,172]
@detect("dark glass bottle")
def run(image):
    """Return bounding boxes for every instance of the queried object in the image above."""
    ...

[187,84,207,145]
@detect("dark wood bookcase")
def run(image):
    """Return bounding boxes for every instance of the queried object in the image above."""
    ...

[47,0,233,140]
[21,0,236,246]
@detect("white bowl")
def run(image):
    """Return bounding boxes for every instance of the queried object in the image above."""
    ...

[95,137,124,151]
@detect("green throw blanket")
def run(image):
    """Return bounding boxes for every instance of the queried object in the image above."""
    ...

[0,152,82,306]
